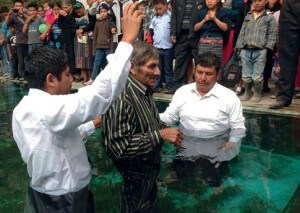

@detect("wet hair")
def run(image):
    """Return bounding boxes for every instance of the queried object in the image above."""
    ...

[131,41,158,70]
[153,0,167,5]
[13,0,24,5]
[196,52,221,73]
[0,6,9,14]
[27,2,38,10]
[24,46,69,89]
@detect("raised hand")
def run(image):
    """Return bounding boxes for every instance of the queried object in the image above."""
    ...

[121,1,145,44]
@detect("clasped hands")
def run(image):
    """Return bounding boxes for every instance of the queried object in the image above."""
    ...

[205,10,216,21]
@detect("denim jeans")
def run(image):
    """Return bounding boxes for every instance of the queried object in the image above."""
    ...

[28,43,43,53]
[155,48,174,89]
[240,48,267,83]
[1,43,13,76]
[91,48,110,80]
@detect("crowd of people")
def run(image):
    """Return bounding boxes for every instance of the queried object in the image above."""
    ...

[0,0,299,212]
[0,0,299,106]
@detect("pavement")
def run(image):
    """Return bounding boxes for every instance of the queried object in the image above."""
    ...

[71,81,300,118]
[1,73,299,117]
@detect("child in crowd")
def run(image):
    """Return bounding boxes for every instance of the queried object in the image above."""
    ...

[0,6,13,78]
[37,5,45,18]
[137,1,147,41]
[194,0,230,65]
[7,24,18,78]
[43,1,54,24]
[58,0,76,75]
[73,1,96,83]
[236,0,277,102]
[48,1,62,49]
[150,0,173,92]
[86,3,115,85]
[6,0,28,80]
[22,2,49,53]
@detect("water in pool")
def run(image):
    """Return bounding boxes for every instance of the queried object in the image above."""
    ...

[0,82,299,212]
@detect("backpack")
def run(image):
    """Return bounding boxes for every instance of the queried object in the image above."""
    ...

[220,52,242,88]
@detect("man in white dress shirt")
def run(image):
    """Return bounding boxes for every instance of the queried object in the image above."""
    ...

[160,52,246,192]
[12,2,144,212]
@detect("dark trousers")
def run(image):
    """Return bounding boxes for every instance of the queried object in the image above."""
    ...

[62,43,76,75]
[10,53,18,78]
[28,186,94,213]
[113,153,161,213]
[171,32,199,90]
[16,43,28,78]
[172,157,228,187]
[156,48,174,89]
[277,0,300,103]
[263,49,275,89]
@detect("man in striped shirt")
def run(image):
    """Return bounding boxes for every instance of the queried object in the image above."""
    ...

[101,41,183,212]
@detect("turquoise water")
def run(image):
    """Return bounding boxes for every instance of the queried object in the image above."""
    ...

[0,82,299,212]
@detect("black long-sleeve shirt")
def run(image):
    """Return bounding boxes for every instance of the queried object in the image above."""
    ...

[58,13,76,44]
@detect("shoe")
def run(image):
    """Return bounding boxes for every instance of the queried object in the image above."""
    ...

[249,81,263,103]
[270,94,277,99]
[263,86,271,93]
[239,82,252,101]
[154,87,162,93]
[269,100,291,109]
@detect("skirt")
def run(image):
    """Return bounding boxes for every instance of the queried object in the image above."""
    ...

[74,32,94,70]
[198,37,224,65]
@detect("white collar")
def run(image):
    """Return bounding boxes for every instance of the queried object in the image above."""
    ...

[191,82,221,99]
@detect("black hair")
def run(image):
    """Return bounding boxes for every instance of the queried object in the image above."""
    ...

[27,2,38,10]
[24,46,69,89]
[204,0,223,11]
[7,23,15,28]
[138,1,147,7]
[13,0,24,5]
[196,52,221,73]
[52,1,62,8]
[43,0,54,9]
[153,0,167,5]
[0,6,9,14]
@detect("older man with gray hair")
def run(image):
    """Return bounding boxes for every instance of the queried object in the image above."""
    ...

[101,40,183,212]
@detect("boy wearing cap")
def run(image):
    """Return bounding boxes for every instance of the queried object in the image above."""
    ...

[86,3,117,85]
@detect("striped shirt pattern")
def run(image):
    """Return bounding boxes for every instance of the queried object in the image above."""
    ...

[101,75,164,160]
[236,11,277,50]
